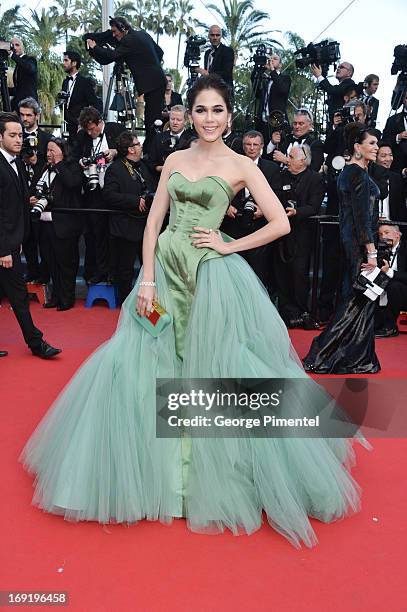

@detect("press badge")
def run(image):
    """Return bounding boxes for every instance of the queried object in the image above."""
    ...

[283,185,292,191]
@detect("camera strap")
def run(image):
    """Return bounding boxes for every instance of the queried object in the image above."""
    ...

[122,158,146,189]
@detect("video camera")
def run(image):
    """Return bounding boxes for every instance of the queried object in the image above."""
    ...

[31,176,54,219]
[183,34,207,69]
[0,40,14,61]
[294,40,340,77]
[251,43,273,70]
[333,105,356,126]
[81,152,108,191]
[390,45,407,110]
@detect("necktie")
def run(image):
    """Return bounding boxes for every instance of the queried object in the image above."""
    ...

[208,49,215,72]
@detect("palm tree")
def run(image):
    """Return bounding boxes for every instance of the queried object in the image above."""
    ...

[143,0,177,44]
[20,9,65,121]
[50,0,80,48]
[173,0,199,69]
[0,5,22,40]
[197,0,280,60]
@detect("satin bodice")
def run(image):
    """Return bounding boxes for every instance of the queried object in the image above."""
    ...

[156,171,234,357]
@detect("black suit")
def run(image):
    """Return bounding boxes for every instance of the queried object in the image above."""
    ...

[103,158,155,302]
[74,122,126,280]
[221,158,282,290]
[61,73,99,142]
[370,164,407,221]
[204,43,234,88]
[375,240,407,330]
[0,151,43,349]
[149,129,193,176]
[383,112,407,172]
[273,168,325,321]
[366,96,379,128]
[10,53,38,110]
[317,77,355,120]
[21,129,53,281]
[35,161,83,306]
[253,69,291,143]
[162,91,183,118]
[89,28,166,152]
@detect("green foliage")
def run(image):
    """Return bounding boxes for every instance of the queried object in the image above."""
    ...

[0,5,23,40]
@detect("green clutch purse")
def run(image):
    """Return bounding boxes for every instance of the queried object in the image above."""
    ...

[132,300,172,337]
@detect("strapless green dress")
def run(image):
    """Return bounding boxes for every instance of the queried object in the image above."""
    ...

[21,172,364,548]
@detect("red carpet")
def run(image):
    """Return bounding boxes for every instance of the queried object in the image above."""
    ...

[1,300,406,611]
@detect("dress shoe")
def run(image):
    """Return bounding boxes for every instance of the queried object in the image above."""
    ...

[43,300,58,309]
[287,316,303,329]
[57,303,73,311]
[0,350,8,357]
[301,312,321,331]
[88,274,108,285]
[375,327,399,339]
[31,341,62,359]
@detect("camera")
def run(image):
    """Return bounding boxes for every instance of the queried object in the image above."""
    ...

[333,105,356,126]
[57,90,70,104]
[21,134,38,158]
[82,152,108,190]
[236,195,256,225]
[268,109,291,137]
[141,190,155,212]
[294,40,340,77]
[251,43,273,69]
[377,239,393,268]
[391,45,407,75]
[0,40,14,61]
[183,34,207,69]
[31,178,54,219]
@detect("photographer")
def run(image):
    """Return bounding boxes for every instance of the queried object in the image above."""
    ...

[268,108,324,172]
[149,105,191,175]
[371,142,407,221]
[162,73,183,122]
[102,131,156,303]
[375,223,407,338]
[60,50,99,143]
[195,25,234,90]
[359,73,380,128]
[18,97,52,283]
[383,90,407,172]
[0,112,60,358]
[272,144,325,329]
[311,61,355,121]
[85,16,166,154]
[8,38,38,111]
[253,54,291,143]
[33,139,83,310]
[221,130,282,291]
[75,106,126,284]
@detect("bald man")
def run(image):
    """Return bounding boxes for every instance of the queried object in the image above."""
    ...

[196,25,234,89]
[311,61,355,121]
[9,37,38,111]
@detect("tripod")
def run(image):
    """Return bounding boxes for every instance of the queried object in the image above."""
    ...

[0,59,11,111]
[244,66,264,130]
[103,61,136,126]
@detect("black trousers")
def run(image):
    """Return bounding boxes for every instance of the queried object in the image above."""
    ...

[376,281,407,329]
[110,235,142,304]
[39,222,79,306]
[83,190,110,278]
[318,185,342,320]
[143,84,166,155]
[272,233,313,321]
[22,219,50,282]
[0,251,43,348]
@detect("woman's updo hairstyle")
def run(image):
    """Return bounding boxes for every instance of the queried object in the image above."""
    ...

[344,122,377,156]
[187,74,232,113]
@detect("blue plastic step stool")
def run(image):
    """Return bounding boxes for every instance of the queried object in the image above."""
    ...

[85,283,119,309]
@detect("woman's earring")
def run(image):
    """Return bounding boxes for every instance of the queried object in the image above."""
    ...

[354,151,363,160]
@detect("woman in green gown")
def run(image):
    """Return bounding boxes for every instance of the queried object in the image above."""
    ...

[21,75,365,548]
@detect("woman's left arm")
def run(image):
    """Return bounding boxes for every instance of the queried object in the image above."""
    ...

[192,158,290,254]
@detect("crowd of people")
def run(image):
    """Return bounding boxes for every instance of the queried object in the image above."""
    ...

[1,16,407,366]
